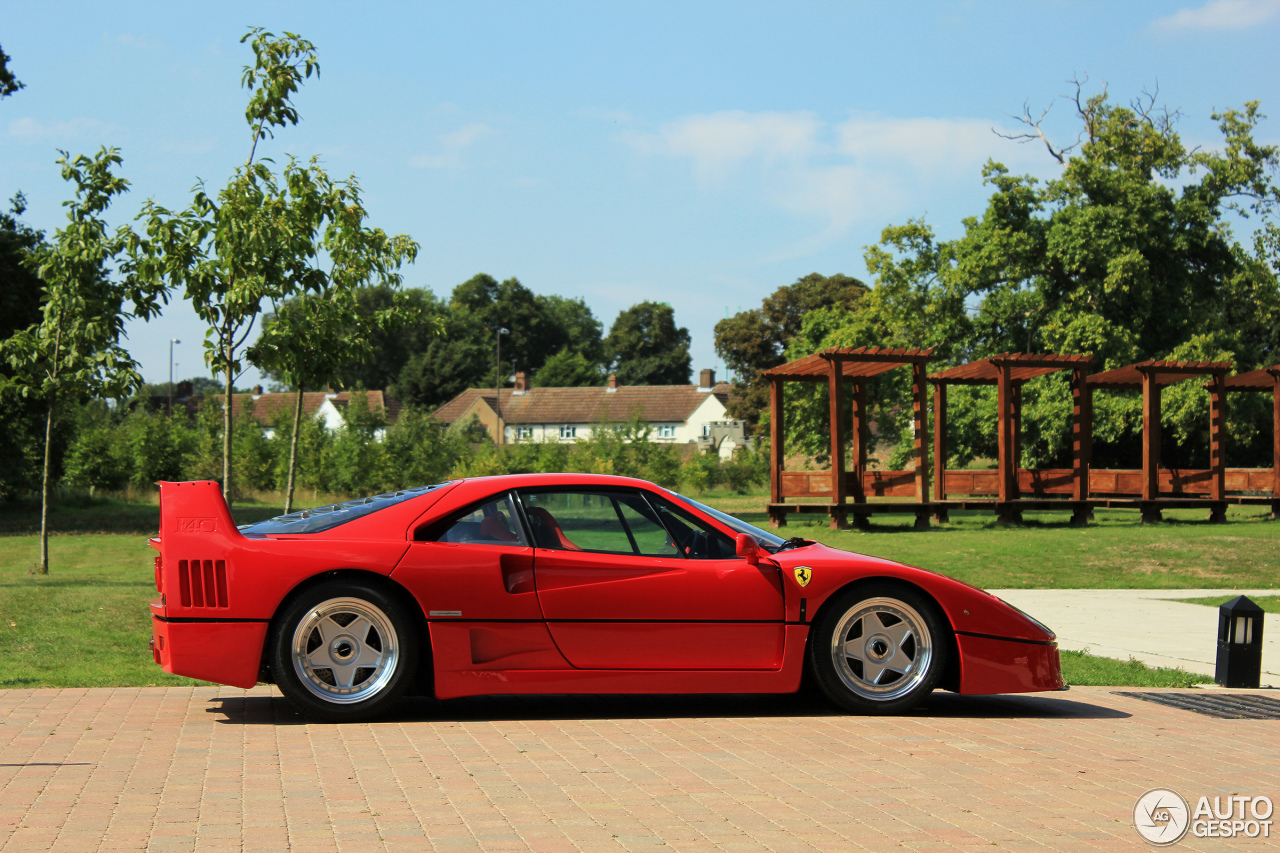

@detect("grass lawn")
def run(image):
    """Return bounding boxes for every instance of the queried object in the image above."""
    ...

[1170,594,1280,613]
[1,489,1276,690]
[1058,649,1212,688]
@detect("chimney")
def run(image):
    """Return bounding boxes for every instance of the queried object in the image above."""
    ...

[607,373,618,392]
[252,385,264,398]
[698,369,714,391]
[513,371,528,395]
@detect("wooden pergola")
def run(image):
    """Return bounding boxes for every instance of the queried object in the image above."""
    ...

[1086,359,1232,523]
[762,346,934,529]
[929,353,1095,524]
[1223,364,1280,518]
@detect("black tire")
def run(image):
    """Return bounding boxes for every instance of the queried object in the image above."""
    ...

[808,582,949,715]
[270,581,419,722]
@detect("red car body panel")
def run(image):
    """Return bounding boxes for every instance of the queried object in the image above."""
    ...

[149,474,1065,701]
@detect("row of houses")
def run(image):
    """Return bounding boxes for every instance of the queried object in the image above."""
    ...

[156,369,752,458]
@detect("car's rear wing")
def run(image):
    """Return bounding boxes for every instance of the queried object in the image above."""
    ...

[151,481,243,615]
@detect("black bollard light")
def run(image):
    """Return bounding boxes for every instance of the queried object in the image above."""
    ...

[1215,596,1265,688]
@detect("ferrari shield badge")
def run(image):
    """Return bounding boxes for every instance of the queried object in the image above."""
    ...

[793,566,813,588]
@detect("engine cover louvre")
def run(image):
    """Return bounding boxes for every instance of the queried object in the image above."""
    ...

[177,559,229,608]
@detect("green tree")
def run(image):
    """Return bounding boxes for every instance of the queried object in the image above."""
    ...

[714,272,869,434]
[248,164,420,512]
[0,44,23,100]
[604,301,691,385]
[133,27,321,503]
[533,348,603,387]
[827,83,1280,469]
[0,148,167,572]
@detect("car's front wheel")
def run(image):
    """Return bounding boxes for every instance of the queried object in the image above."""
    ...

[809,583,948,714]
[270,581,418,722]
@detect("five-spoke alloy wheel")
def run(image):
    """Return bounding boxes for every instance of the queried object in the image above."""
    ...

[809,583,948,714]
[271,581,418,722]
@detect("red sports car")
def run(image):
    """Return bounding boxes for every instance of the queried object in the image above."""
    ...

[149,474,1064,721]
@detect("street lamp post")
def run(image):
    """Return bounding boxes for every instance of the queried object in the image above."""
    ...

[495,327,509,445]
[168,339,181,415]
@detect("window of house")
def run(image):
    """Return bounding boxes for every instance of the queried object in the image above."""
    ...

[701,424,712,437]
[657,425,676,438]
[516,426,533,440]
[559,425,577,439]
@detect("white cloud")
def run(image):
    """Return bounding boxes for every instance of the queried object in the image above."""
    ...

[1152,0,1280,31]
[410,122,494,169]
[624,111,822,183]
[623,109,1042,257]
[7,116,110,144]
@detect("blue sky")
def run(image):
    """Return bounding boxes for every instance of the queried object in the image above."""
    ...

[4,0,1280,390]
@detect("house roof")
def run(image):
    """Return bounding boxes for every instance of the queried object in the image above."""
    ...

[929,352,1094,386]
[196,390,403,427]
[434,383,733,426]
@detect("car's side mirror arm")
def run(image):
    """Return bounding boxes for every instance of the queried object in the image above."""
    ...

[735,533,760,565]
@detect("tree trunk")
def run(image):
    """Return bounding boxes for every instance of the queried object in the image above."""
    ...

[285,385,304,514]
[223,360,234,505]
[36,398,54,575]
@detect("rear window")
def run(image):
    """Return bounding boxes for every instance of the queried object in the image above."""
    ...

[238,483,451,535]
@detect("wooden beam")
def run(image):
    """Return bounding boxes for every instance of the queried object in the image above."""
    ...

[997,363,1012,502]
[769,378,784,505]
[1142,370,1161,501]
[933,383,947,501]
[828,361,846,512]
[913,362,929,503]
[1209,373,1226,501]
[1072,367,1091,501]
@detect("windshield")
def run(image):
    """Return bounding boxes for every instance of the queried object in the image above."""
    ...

[238,483,451,535]
[666,491,788,551]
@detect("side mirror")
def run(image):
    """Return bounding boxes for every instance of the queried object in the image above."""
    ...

[735,533,760,565]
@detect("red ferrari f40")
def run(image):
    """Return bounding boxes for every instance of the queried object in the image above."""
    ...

[149,474,1064,721]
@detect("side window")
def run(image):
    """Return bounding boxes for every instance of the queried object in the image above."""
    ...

[417,494,527,546]
[648,494,736,559]
[519,490,677,557]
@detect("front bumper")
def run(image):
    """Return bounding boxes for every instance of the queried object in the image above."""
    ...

[955,632,1066,694]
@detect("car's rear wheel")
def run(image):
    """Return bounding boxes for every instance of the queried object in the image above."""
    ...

[809,583,948,714]
[271,581,418,722]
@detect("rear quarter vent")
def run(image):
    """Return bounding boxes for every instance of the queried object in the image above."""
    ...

[176,559,230,608]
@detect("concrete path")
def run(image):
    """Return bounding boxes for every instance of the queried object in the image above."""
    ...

[2,685,1279,852]
[991,589,1280,684]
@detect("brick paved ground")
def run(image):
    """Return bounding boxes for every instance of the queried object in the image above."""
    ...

[0,685,1276,852]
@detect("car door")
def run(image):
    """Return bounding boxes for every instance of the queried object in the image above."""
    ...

[521,487,786,670]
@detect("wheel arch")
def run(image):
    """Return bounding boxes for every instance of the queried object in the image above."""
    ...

[806,576,961,694]
[260,568,433,695]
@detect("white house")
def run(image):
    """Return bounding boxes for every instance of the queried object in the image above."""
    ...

[433,369,751,459]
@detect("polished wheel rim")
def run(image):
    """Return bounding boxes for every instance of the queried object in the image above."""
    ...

[292,597,399,705]
[830,597,932,701]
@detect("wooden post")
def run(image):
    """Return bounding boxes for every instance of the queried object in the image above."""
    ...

[1011,382,1023,500]
[933,382,947,502]
[851,382,867,504]
[1209,372,1226,502]
[1072,368,1092,501]
[997,363,1012,503]
[769,377,784,506]
[1272,372,1280,499]
[913,362,929,506]
[1142,370,1161,502]
[827,359,847,529]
